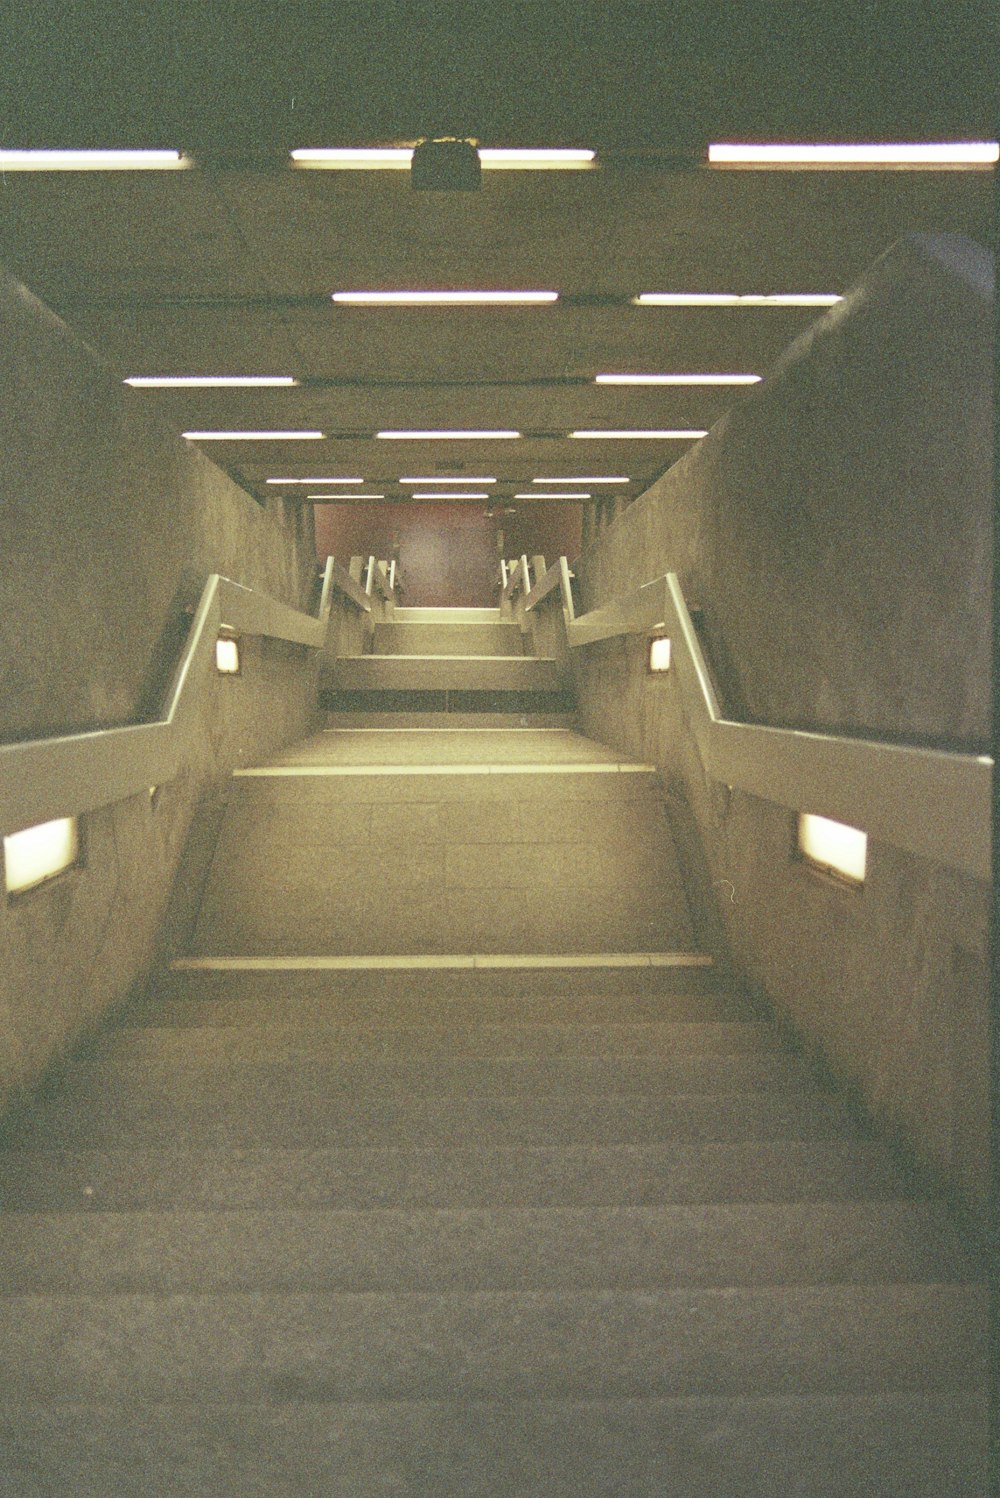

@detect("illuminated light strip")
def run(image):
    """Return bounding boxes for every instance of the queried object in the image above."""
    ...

[633,292,842,306]
[570,429,707,439]
[532,476,628,484]
[515,491,591,499]
[127,375,298,387]
[0,149,190,170]
[183,430,324,441]
[377,430,522,440]
[308,493,386,500]
[595,372,761,385]
[267,477,363,484]
[410,491,492,499]
[709,141,999,168]
[399,476,497,484]
[332,290,559,304]
[477,148,595,168]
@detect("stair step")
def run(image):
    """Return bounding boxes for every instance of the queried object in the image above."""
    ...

[372,622,527,656]
[333,655,564,692]
[10,1085,860,1149]
[0,1140,916,1211]
[265,727,619,766]
[102,1019,783,1059]
[324,711,577,729]
[392,607,503,623]
[0,1202,977,1293]
[0,1393,984,1497]
[0,1285,985,1399]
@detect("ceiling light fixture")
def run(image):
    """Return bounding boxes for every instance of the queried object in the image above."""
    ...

[126,375,299,387]
[182,430,324,441]
[532,476,629,484]
[708,141,999,168]
[477,148,595,168]
[398,476,497,484]
[377,430,522,440]
[307,493,385,500]
[569,429,708,439]
[291,148,413,168]
[332,290,559,304]
[266,477,363,484]
[0,149,190,171]
[515,491,591,499]
[633,293,842,306]
[594,372,761,385]
[410,491,492,500]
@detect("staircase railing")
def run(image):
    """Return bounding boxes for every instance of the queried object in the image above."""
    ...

[517,561,991,882]
[0,555,371,838]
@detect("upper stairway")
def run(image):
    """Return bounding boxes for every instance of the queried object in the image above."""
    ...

[327,605,568,705]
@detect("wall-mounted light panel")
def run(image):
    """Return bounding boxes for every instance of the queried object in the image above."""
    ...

[595,373,761,385]
[708,141,999,169]
[647,637,672,673]
[515,491,591,499]
[377,430,522,440]
[4,817,80,895]
[633,293,842,307]
[410,492,491,500]
[533,477,629,484]
[399,477,497,484]
[307,493,386,501]
[184,431,323,441]
[570,429,708,440]
[215,637,241,674]
[266,477,363,485]
[291,147,594,171]
[127,376,298,388]
[331,290,559,304]
[797,812,867,886]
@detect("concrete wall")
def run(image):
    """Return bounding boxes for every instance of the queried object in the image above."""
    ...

[0,268,321,1115]
[573,234,993,1230]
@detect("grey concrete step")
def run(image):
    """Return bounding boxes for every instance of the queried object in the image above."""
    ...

[0,1285,985,1400]
[67,1051,817,1096]
[332,654,564,692]
[265,727,620,766]
[372,621,527,656]
[11,1083,860,1149]
[392,607,503,623]
[324,710,577,729]
[0,1141,913,1212]
[0,1393,984,1497]
[0,1202,978,1293]
[101,1019,784,1060]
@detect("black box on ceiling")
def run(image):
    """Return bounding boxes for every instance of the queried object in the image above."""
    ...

[411,139,481,191]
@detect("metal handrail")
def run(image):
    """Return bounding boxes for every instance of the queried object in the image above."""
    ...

[541,562,992,881]
[0,556,346,838]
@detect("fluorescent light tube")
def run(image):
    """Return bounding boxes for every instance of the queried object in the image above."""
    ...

[410,491,491,499]
[478,148,595,168]
[0,149,190,170]
[183,430,324,441]
[515,491,591,499]
[377,430,522,440]
[266,477,363,484]
[399,476,497,484]
[594,372,761,385]
[126,375,298,387]
[307,493,385,500]
[531,476,629,484]
[633,293,842,306]
[709,141,999,168]
[332,290,558,304]
[569,429,708,439]
[291,148,413,168]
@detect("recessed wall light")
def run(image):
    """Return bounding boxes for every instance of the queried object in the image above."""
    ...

[633,293,842,307]
[594,373,761,385]
[377,430,522,440]
[183,431,324,441]
[647,637,672,673]
[399,477,497,484]
[332,290,559,304]
[514,491,591,499]
[797,812,867,884]
[4,817,80,895]
[126,376,299,387]
[266,477,363,484]
[216,637,241,674]
[569,429,708,439]
[532,476,629,484]
[0,149,190,170]
[709,141,999,168]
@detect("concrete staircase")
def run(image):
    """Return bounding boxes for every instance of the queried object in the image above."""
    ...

[0,715,987,1493]
[327,605,567,704]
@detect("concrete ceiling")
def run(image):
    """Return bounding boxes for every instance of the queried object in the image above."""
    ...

[0,162,992,514]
